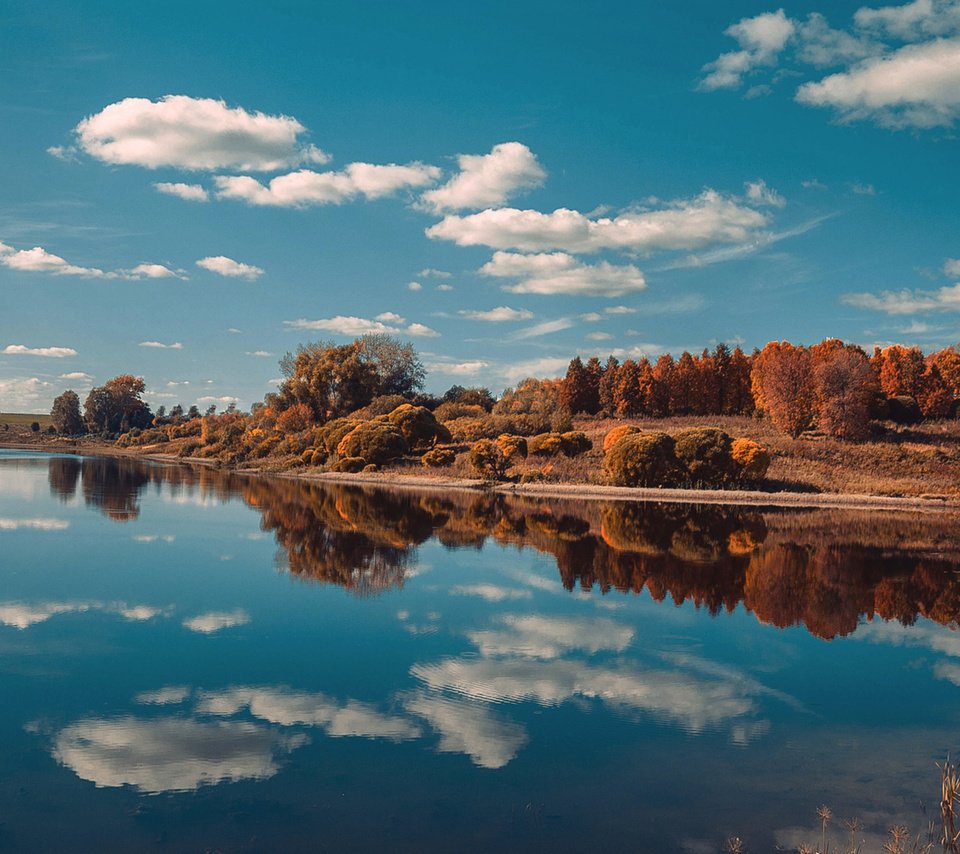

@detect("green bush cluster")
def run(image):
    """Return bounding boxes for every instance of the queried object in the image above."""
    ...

[422,448,456,468]
[528,431,592,457]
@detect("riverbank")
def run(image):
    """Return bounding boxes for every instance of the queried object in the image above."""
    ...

[3,432,959,514]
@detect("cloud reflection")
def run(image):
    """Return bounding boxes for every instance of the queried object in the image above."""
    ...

[182,609,250,634]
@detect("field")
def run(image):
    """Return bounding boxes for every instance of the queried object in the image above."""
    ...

[0,412,53,429]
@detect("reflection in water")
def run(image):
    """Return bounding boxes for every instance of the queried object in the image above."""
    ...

[47,455,960,639]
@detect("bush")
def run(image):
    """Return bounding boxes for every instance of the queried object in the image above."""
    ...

[673,427,735,487]
[560,431,592,457]
[177,438,203,458]
[362,463,378,473]
[519,470,546,484]
[30,422,40,432]
[528,433,564,456]
[887,395,922,424]
[335,421,408,465]
[386,404,451,450]
[469,438,509,481]
[602,431,681,487]
[422,448,456,468]
[444,413,545,442]
[496,434,528,461]
[315,418,362,456]
[331,456,366,473]
[603,425,641,454]
[350,394,410,419]
[434,401,487,423]
[731,438,770,483]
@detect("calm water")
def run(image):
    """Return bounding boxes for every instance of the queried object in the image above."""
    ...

[2,449,960,852]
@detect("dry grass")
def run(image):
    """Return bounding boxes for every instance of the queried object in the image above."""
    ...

[0,412,52,429]
[573,414,960,498]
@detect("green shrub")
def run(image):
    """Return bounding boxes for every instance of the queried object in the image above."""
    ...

[335,421,408,465]
[496,434,528,461]
[331,456,366,473]
[673,427,735,487]
[315,418,362,456]
[602,431,681,487]
[469,438,509,480]
[560,431,592,457]
[422,448,456,468]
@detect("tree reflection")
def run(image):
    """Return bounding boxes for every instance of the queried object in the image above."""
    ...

[49,455,960,638]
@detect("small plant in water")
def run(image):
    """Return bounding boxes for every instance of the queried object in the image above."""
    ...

[941,754,960,852]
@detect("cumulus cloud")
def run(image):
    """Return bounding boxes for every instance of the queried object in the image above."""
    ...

[214,161,440,207]
[122,263,183,279]
[139,341,183,349]
[420,142,546,212]
[284,315,440,337]
[481,252,647,297]
[946,258,960,276]
[197,395,239,404]
[196,256,263,280]
[427,191,769,254]
[60,371,93,380]
[2,344,77,357]
[196,686,421,741]
[246,350,272,357]
[842,282,960,313]
[404,693,528,769]
[854,0,960,40]
[0,377,54,409]
[424,360,489,376]
[154,182,209,202]
[458,306,535,321]
[498,356,572,384]
[745,179,786,207]
[182,609,250,634]
[53,716,302,793]
[71,95,329,171]
[0,240,179,280]
[700,9,796,90]
[796,38,960,127]
[407,281,423,291]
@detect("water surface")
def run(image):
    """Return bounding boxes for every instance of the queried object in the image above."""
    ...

[2,449,959,852]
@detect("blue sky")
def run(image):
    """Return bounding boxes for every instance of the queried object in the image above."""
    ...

[1,0,959,413]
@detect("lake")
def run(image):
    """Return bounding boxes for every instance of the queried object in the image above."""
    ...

[1,448,959,852]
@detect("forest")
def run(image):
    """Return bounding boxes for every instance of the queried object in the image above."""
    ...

[42,334,960,495]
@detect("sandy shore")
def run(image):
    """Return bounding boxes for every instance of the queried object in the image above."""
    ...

[4,440,958,513]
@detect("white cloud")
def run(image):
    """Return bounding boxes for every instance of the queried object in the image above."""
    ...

[796,38,960,127]
[605,305,638,315]
[214,161,440,207]
[796,12,880,66]
[246,350,272,357]
[197,395,239,404]
[467,615,634,660]
[284,315,439,337]
[458,306,535,321]
[154,182,209,202]
[510,318,574,339]
[842,282,960,313]
[498,356,572,384]
[407,281,423,291]
[700,9,796,90]
[450,585,533,602]
[0,377,55,410]
[418,268,452,278]
[428,191,769,254]
[182,609,250,634]
[53,716,302,793]
[72,95,329,171]
[60,371,93,380]
[2,344,77,357]
[0,240,179,280]
[196,256,263,280]
[745,178,786,207]
[424,360,489,376]
[375,311,405,323]
[405,693,528,769]
[121,262,183,279]
[851,182,877,195]
[0,599,165,628]
[421,142,546,212]
[854,0,960,40]
[436,283,454,291]
[139,341,183,349]
[944,257,960,276]
[586,331,612,341]
[481,252,647,297]
[196,686,421,741]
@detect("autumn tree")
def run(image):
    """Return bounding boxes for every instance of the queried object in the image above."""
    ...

[726,347,754,415]
[878,345,925,399]
[917,363,954,418]
[559,356,600,414]
[50,390,84,435]
[650,354,674,416]
[83,375,152,434]
[812,345,875,439]
[357,334,425,397]
[669,352,698,415]
[751,342,814,437]
[929,347,960,399]
[613,359,641,417]
[598,356,620,415]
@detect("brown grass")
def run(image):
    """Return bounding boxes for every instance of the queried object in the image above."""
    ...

[0,412,52,428]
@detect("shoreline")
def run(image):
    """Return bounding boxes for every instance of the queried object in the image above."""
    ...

[4,440,958,514]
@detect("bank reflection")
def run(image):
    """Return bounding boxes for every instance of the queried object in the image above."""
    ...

[51,457,960,640]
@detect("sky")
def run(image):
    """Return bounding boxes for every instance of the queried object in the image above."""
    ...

[1,0,959,413]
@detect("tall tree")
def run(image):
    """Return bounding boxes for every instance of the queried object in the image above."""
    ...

[752,342,814,437]
[878,345,925,399]
[357,334,425,397]
[598,356,621,415]
[813,345,875,439]
[50,390,84,435]
[559,356,592,414]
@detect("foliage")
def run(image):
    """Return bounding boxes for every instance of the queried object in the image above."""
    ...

[331,456,367,473]
[731,438,770,483]
[356,334,425,397]
[918,364,954,419]
[602,431,681,487]
[422,448,456,467]
[528,433,565,456]
[444,412,547,441]
[314,418,362,456]
[469,438,510,480]
[751,342,814,437]
[496,434,528,461]
[603,424,641,454]
[559,431,592,456]
[275,403,316,434]
[83,375,152,434]
[888,395,922,424]
[812,344,875,440]
[335,421,409,465]
[384,404,451,450]
[50,390,85,435]
[878,344,925,399]
[673,427,735,486]
[434,401,487,422]
[440,384,495,411]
